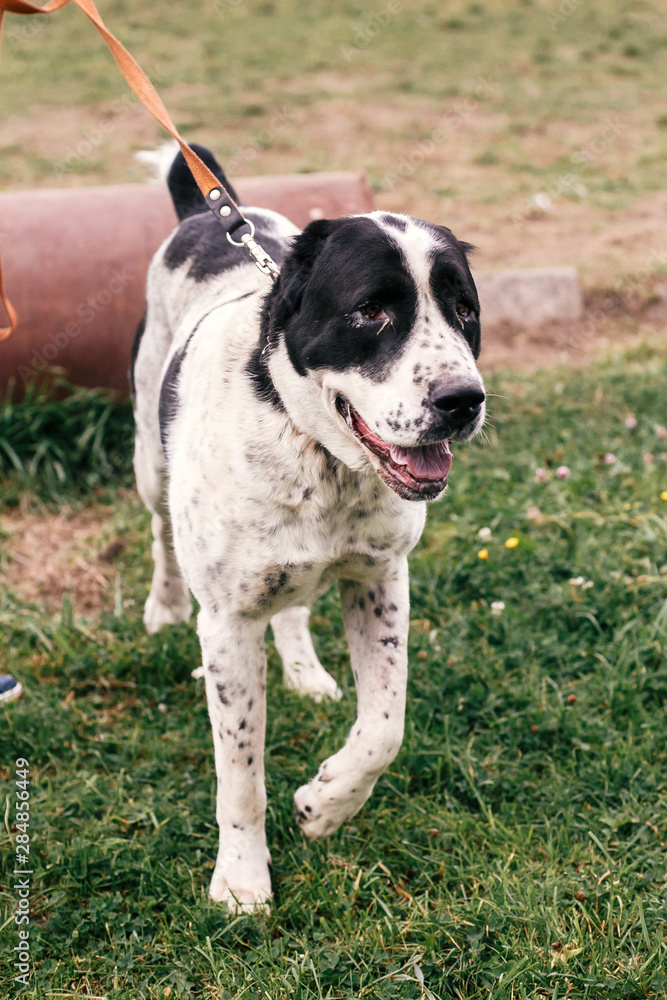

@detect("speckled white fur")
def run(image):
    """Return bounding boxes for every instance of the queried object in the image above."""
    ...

[133,206,484,913]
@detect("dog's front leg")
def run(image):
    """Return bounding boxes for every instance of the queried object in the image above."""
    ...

[294,559,409,839]
[197,608,271,912]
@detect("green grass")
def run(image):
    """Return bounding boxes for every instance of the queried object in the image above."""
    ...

[1,346,667,998]
[0,379,134,507]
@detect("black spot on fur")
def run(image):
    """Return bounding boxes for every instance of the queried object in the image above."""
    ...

[158,297,260,453]
[129,310,146,399]
[380,636,399,647]
[258,569,289,606]
[247,756,254,766]
[247,336,285,411]
[374,606,383,618]
[158,321,204,453]
[239,719,246,731]
[381,213,407,231]
[164,210,286,283]
[216,683,230,705]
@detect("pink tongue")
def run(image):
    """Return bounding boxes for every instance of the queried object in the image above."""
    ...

[389,440,453,480]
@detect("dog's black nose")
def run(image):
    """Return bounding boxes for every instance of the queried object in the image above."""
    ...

[429,381,485,424]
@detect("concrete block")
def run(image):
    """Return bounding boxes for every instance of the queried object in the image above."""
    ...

[475,266,583,328]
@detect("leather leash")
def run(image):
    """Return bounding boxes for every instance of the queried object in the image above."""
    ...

[0,0,280,342]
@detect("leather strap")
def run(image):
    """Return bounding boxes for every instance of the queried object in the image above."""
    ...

[0,0,254,341]
[0,248,18,341]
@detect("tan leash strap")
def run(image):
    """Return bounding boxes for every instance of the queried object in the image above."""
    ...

[0,0,266,342]
[0,248,18,342]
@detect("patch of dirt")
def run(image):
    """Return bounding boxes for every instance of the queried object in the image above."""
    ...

[480,316,664,374]
[480,295,667,374]
[1,506,126,613]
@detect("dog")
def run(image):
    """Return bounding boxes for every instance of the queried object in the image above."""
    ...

[131,144,486,912]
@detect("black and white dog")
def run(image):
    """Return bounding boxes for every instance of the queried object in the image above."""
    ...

[131,145,485,912]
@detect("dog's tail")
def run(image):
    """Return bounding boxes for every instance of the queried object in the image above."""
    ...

[135,141,240,222]
[168,143,240,221]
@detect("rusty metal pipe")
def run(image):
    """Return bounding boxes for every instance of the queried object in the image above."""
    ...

[0,171,374,397]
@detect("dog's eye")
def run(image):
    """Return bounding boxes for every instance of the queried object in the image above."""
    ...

[359,303,385,322]
[456,302,472,320]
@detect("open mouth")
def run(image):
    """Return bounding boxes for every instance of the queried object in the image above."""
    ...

[336,397,452,501]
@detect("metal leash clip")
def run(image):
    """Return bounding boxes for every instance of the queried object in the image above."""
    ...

[226,221,280,280]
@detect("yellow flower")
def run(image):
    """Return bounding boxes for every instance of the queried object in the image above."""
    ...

[478,549,489,560]
[505,537,520,549]
[661,490,667,501]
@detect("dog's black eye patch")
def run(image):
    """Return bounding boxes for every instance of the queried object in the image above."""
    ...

[429,252,481,358]
[277,218,419,381]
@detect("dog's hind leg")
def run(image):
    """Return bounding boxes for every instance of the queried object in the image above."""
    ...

[293,559,409,839]
[133,434,192,634]
[270,606,342,702]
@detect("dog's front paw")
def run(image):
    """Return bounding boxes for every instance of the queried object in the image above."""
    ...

[209,839,272,914]
[143,591,192,633]
[294,775,372,840]
[210,870,272,914]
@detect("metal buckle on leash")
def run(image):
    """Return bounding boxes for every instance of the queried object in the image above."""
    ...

[226,220,281,280]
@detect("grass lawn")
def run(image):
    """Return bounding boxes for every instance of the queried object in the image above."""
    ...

[1,344,666,999]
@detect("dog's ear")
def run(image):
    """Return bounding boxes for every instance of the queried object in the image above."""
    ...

[432,224,476,260]
[273,218,346,327]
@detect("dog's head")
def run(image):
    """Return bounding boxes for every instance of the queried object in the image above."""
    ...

[263,211,485,502]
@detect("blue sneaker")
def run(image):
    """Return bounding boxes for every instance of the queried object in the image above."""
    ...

[0,675,23,705]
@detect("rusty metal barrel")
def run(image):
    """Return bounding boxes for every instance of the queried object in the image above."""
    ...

[0,171,374,397]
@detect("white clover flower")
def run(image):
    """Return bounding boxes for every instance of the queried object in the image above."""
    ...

[491,601,505,615]
[625,415,637,429]
[535,468,548,483]
[478,526,492,541]
[569,576,593,589]
[603,453,616,464]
